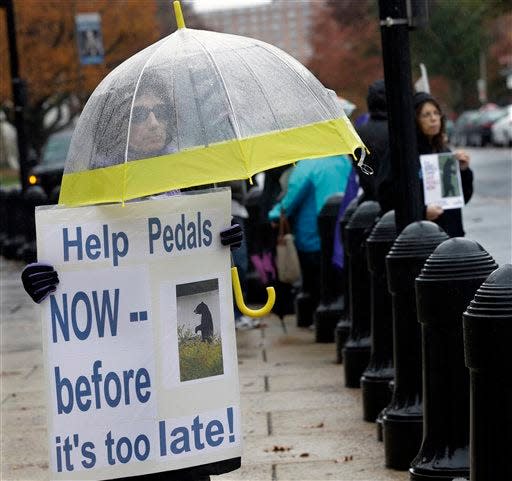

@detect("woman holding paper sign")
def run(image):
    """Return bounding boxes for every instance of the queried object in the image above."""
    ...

[414,92,473,237]
[376,92,473,237]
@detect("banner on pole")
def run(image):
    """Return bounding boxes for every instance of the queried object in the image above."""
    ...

[35,189,241,480]
[75,13,104,65]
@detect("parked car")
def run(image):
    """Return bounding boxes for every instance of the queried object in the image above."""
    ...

[445,118,454,141]
[467,107,507,146]
[27,127,73,198]
[451,110,479,146]
[491,105,512,147]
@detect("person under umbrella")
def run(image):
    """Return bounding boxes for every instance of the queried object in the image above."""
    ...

[22,3,368,477]
[21,75,243,481]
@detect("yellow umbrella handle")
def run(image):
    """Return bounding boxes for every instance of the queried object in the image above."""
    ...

[231,267,275,318]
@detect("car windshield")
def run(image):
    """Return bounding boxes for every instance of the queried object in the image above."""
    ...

[41,129,73,166]
[481,109,506,123]
[455,111,478,126]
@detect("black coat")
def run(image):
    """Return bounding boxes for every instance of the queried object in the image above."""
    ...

[356,114,388,201]
[356,80,389,201]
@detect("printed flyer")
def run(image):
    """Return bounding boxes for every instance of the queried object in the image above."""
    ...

[420,153,464,210]
[35,188,241,480]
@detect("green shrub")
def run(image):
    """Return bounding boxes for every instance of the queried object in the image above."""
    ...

[178,326,223,381]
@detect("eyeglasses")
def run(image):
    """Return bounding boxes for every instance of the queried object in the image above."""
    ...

[132,104,169,124]
[420,111,441,120]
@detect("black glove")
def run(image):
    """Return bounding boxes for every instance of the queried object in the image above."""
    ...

[220,220,243,251]
[21,263,59,304]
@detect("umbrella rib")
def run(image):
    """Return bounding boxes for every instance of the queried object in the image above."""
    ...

[183,44,209,148]
[171,33,182,152]
[188,31,242,140]
[217,39,282,131]
[88,86,115,170]
[257,43,336,120]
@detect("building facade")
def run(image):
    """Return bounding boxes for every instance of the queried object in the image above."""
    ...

[195,0,315,65]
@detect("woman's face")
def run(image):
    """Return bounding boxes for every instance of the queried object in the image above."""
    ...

[129,93,168,154]
[417,101,442,138]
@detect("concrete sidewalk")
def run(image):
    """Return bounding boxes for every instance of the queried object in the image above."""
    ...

[1,258,407,481]
[215,318,407,481]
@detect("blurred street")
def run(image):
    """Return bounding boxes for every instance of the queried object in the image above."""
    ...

[462,147,512,266]
[1,148,509,481]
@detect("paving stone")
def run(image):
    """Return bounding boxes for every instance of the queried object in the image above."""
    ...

[276,459,409,481]
[1,364,44,393]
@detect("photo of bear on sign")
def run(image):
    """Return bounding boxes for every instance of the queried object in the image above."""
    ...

[176,279,224,382]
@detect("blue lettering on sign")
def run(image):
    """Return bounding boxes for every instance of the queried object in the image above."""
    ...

[205,420,224,447]
[50,289,119,343]
[147,212,213,255]
[158,407,236,457]
[55,434,97,472]
[62,225,128,267]
[55,360,152,414]
[104,432,151,466]
[81,441,96,469]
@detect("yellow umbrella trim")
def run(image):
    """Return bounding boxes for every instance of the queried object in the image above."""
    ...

[59,117,365,206]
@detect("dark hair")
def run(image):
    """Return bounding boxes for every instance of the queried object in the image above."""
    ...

[367,79,386,115]
[413,92,446,153]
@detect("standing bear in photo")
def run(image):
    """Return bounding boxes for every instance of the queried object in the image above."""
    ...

[194,301,214,342]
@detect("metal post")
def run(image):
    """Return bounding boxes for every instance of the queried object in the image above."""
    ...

[411,238,497,480]
[361,210,397,422]
[315,194,345,343]
[335,196,361,363]
[342,201,381,388]
[463,265,512,481]
[378,0,423,233]
[3,0,30,191]
[382,220,448,470]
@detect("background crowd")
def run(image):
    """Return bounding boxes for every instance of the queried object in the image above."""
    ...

[226,80,475,331]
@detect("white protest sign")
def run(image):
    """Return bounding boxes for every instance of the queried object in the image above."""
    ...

[420,153,464,210]
[35,189,242,480]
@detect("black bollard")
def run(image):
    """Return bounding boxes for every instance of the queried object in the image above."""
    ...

[295,292,313,327]
[335,196,360,363]
[382,221,448,470]
[410,238,498,481]
[342,201,380,387]
[361,211,397,423]
[20,185,49,263]
[463,264,512,481]
[315,194,345,343]
[2,187,26,260]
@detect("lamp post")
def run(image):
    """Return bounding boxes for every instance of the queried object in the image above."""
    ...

[377,0,424,233]
[2,0,30,191]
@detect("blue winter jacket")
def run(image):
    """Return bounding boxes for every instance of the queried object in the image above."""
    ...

[268,155,352,252]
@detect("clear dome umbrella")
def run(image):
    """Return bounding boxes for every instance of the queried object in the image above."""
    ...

[60,1,367,207]
[59,1,368,317]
